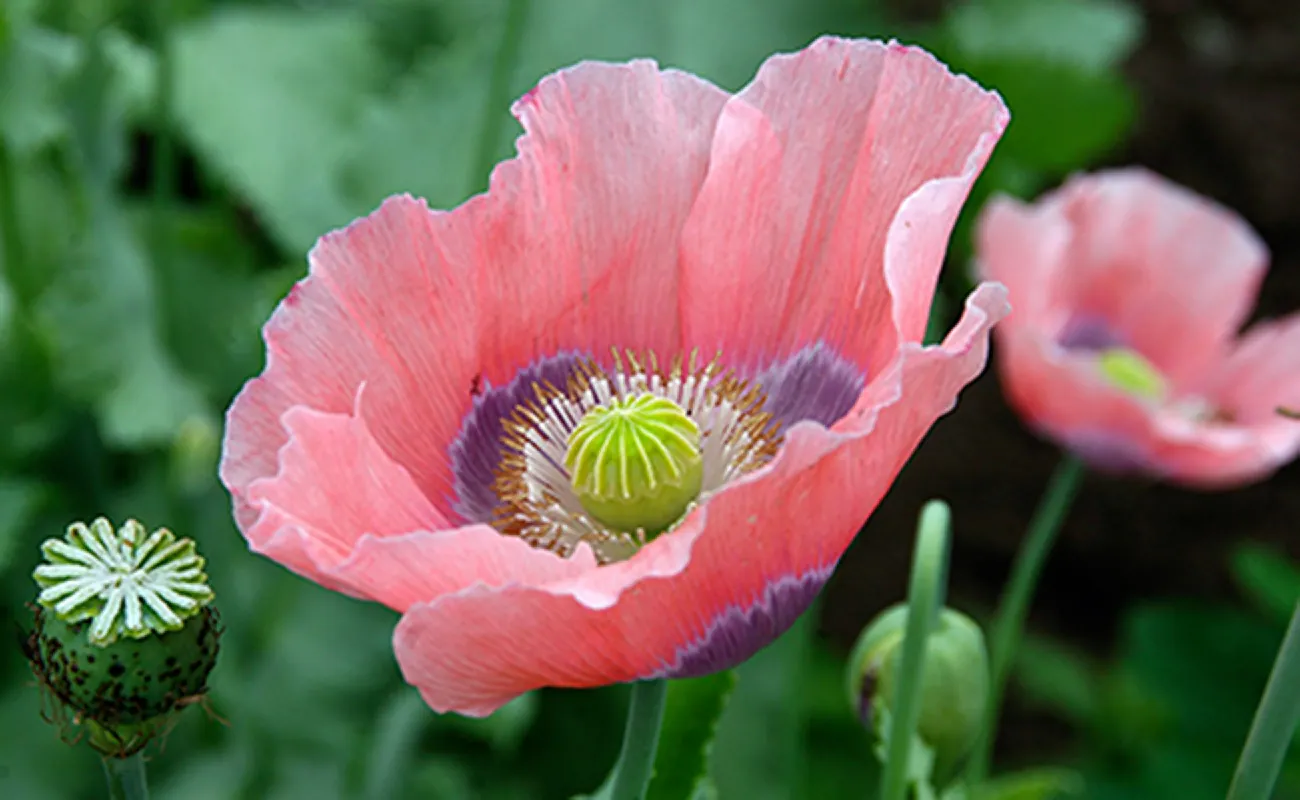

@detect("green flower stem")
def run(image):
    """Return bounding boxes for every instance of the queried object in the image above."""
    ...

[151,0,175,251]
[0,139,25,303]
[968,454,1087,785]
[880,500,953,800]
[1227,602,1300,800]
[472,0,530,193]
[609,679,669,800]
[102,753,150,800]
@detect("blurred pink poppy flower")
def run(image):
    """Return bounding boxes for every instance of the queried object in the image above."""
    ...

[220,37,1009,716]
[977,168,1300,488]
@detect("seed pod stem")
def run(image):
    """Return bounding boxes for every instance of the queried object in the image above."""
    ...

[102,751,150,800]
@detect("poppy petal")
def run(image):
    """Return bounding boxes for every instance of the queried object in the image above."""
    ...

[678,37,1008,371]
[476,60,730,376]
[984,169,1268,388]
[222,195,482,524]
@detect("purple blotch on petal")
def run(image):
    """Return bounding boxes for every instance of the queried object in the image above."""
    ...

[757,343,865,432]
[1060,427,1151,474]
[652,564,835,679]
[449,352,584,523]
[1057,313,1126,352]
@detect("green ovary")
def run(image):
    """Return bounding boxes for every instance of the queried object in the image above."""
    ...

[1097,347,1167,400]
[565,393,705,537]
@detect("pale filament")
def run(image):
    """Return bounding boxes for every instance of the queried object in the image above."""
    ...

[493,351,780,563]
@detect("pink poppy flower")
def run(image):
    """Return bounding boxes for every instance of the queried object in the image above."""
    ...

[220,37,1009,716]
[976,168,1300,488]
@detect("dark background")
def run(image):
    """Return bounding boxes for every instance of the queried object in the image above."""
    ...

[827,0,1300,767]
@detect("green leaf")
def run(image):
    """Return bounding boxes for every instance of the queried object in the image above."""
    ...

[1231,542,1300,625]
[0,684,98,800]
[943,0,1142,74]
[974,768,1085,800]
[712,612,815,800]
[97,337,208,446]
[264,755,346,800]
[646,671,737,800]
[174,6,383,253]
[967,59,1135,174]
[1,153,78,307]
[0,23,79,154]
[0,477,49,572]
[935,0,1143,176]
[1012,634,1101,726]
[152,746,253,800]
[361,688,431,800]
[37,206,207,448]
[441,690,540,753]
[1120,604,1279,743]
[174,0,888,257]
[128,204,276,400]
[338,29,498,214]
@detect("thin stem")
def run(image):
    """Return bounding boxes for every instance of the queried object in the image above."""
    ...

[0,139,29,305]
[471,0,530,194]
[102,753,150,800]
[0,141,19,271]
[151,0,176,234]
[1227,602,1300,800]
[609,679,669,800]
[362,689,430,800]
[880,500,953,800]
[968,454,1087,785]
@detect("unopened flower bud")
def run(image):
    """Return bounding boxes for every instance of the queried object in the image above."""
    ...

[26,518,221,756]
[847,603,989,781]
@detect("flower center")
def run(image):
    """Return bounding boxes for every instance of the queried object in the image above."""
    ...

[565,393,704,538]
[492,351,780,563]
[1096,347,1166,400]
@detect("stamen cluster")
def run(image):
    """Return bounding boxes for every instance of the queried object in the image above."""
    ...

[492,351,781,563]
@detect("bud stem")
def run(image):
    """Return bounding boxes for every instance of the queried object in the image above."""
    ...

[880,500,953,800]
[102,753,150,800]
[607,679,668,800]
[967,454,1087,786]
[1227,602,1300,800]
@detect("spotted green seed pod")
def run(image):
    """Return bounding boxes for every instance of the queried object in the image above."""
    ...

[26,518,220,756]
[847,603,989,784]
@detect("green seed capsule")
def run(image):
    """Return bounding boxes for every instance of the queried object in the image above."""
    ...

[26,518,221,756]
[566,393,704,537]
[30,605,221,725]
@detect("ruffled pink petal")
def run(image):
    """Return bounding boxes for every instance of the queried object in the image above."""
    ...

[974,195,1074,326]
[678,37,1008,371]
[222,195,483,526]
[240,401,593,609]
[1196,312,1300,476]
[393,284,1008,716]
[995,324,1297,488]
[224,63,732,552]
[1045,169,1267,388]
[477,61,730,377]
[1205,313,1300,423]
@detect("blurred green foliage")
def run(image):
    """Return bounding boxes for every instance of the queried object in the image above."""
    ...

[2,0,1287,798]
[1015,543,1300,800]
